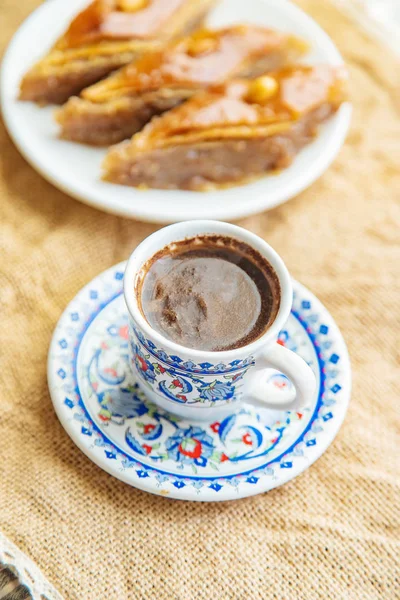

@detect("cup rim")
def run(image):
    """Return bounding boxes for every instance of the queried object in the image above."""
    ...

[124,221,293,359]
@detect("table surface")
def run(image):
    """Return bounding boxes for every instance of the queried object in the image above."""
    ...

[1,1,399,599]
[337,0,400,55]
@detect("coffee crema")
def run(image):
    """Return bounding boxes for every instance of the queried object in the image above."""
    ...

[136,235,281,351]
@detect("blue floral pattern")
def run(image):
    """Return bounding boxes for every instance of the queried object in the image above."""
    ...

[86,332,292,470]
[196,380,236,402]
[129,320,254,405]
[134,345,157,384]
[166,427,214,467]
[130,322,252,407]
[132,323,255,375]
[48,263,351,501]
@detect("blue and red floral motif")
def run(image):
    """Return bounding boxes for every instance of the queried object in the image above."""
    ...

[107,320,129,342]
[137,421,163,441]
[134,345,157,384]
[131,322,255,375]
[130,327,251,406]
[120,406,294,470]
[87,325,148,425]
[196,379,236,402]
[97,387,148,425]
[166,426,214,467]
[268,373,291,390]
[85,308,307,469]
[52,263,348,499]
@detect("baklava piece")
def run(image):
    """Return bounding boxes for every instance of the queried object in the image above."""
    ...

[103,65,347,190]
[19,0,216,104]
[56,26,307,145]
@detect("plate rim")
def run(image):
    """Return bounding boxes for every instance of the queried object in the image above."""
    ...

[1,0,352,223]
[47,261,351,501]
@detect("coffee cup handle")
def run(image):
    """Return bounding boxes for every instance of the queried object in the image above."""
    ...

[246,344,316,410]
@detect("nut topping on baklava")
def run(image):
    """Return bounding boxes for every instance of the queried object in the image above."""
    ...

[19,0,216,105]
[56,25,308,145]
[102,65,348,190]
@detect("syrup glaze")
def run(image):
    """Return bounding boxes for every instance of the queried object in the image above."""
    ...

[60,0,187,48]
[131,66,347,148]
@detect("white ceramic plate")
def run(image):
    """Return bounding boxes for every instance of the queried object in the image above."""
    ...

[1,0,351,223]
[48,262,351,501]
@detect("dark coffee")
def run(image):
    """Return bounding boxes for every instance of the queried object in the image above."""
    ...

[136,235,280,352]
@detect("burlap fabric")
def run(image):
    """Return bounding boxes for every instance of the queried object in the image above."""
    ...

[1,1,399,599]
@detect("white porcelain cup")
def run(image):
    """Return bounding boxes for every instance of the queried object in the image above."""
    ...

[124,221,315,420]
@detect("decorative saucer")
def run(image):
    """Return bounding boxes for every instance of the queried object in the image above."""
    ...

[48,262,351,501]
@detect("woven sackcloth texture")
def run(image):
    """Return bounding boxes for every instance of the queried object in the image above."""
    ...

[1,1,399,599]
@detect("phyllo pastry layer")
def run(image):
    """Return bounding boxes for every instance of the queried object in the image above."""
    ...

[103,65,347,190]
[56,26,308,145]
[19,0,216,105]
